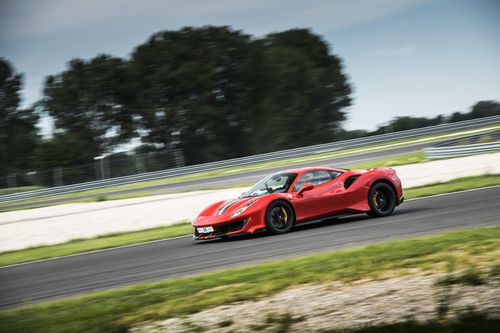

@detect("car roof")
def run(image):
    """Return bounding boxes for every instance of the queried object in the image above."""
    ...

[278,166,347,174]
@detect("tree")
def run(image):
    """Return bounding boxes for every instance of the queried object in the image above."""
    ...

[470,100,500,118]
[131,27,352,164]
[371,115,444,134]
[131,26,255,164]
[42,55,136,165]
[369,100,500,135]
[449,100,500,122]
[247,29,351,153]
[0,58,39,183]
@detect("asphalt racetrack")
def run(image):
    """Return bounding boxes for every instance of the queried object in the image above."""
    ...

[1,186,499,308]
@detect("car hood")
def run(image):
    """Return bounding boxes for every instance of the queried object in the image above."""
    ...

[199,196,260,218]
[215,196,258,216]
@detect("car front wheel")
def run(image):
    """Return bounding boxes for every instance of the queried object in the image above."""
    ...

[265,201,295,234]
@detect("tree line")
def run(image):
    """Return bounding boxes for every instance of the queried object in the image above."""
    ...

[1,26,499,187]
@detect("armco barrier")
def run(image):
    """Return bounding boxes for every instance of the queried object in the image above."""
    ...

[1,115,500,203]
[424,141,500,159]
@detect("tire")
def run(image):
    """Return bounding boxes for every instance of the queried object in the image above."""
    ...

[265,201,295,234]
[367,182,397,217]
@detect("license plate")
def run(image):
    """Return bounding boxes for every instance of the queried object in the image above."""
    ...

[197,226,214,233]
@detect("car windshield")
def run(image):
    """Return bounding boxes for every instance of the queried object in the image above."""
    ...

[240,173,298,198]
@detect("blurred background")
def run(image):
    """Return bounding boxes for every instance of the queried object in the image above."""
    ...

[0,0,499,189]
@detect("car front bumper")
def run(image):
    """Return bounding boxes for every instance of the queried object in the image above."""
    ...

[193,218,250,240]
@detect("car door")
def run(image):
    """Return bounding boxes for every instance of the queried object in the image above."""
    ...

[291,170,343,222]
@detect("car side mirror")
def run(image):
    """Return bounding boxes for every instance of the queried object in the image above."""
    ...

[297,183,314,196]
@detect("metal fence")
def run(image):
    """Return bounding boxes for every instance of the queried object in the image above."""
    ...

[1,150,182,189]
[424,130,500,159]
[2,115,500,203]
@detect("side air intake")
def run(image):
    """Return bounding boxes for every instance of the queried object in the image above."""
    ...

[344,175,360,189]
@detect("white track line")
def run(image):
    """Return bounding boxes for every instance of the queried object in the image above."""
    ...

[0,234,192,269]
[2,184,500,270]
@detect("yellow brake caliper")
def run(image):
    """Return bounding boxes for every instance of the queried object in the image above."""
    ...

[373,192,380,209]
[281,207,288,225]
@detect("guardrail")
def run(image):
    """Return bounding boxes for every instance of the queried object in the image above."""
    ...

[424,130,500,159]
[2,115,500,203]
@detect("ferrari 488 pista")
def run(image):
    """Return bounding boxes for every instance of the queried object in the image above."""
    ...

[193,167,403,239]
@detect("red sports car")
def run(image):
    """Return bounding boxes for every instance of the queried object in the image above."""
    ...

[193,166,403,240]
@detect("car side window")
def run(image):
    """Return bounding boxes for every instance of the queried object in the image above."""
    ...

[329,170,342,179]
[293,170,336,191]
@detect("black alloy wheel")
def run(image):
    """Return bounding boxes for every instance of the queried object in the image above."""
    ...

[265,201,295,234]
[367,182,397,217]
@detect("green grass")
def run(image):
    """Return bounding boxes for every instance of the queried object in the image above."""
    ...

[489,263,500,280]
[0,222,192,267]
[348,151,428,169]
[251,312,305,332]
[2,124,498,210]
[0,226,498,333]
[436,266,485,286]
[2,173,500,267]
[217,319,234,328]
[404,174,500,199]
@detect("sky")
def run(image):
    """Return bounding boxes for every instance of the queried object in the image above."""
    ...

[1,0,499,134]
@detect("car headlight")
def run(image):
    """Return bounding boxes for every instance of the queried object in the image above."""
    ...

[231,199,258,218]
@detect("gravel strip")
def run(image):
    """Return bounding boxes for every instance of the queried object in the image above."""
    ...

[132,272,500,333]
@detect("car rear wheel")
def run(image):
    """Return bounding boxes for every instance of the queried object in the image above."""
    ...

[265,201,294,234]
[367,182,397,217]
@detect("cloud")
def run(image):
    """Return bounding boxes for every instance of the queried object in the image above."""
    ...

[0,0,433,110]
[0,0,435,41]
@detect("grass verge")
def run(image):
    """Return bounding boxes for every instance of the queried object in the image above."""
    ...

[348,151,428,169]
[2,124,498,210]
[1,174,500,267]
[0,222,192,267]
[404,173,500,199]
[0,226,499,333]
